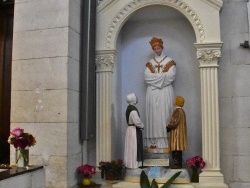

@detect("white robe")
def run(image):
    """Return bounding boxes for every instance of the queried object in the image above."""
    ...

[144,53,176,148]
[124,110,144,169]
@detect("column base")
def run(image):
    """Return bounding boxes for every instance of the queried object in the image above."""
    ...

[196,170,228,188]
[113,182,195,188]
[193,183,228,188]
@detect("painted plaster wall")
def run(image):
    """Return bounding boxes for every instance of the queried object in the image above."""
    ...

[219,0,250,188]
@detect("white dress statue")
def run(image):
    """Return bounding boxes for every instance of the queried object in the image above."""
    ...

[124,93,144,169]
[144,37,176,149]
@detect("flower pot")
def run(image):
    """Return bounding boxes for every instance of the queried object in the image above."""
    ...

[82,177,91,186]
[190,168,199,183]
[16,147,29,168]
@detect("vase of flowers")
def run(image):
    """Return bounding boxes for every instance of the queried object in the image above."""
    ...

[8,127,36,168]
[98,159,124,183]
[186,156,206,183]
[77,164,96,186]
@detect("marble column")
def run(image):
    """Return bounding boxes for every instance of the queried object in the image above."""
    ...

[95,50,117,164]
[195,43,228,188]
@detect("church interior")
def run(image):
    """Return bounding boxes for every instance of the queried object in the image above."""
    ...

[0,0,250,188]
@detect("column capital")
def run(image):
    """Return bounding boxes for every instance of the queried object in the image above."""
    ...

[95,50,118,72]
[194,43,223,67]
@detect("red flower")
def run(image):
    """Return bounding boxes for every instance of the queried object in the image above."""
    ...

[78,164,96,176]
[8,127,36,149]
[186,156,206,169]
[14,137,28,149]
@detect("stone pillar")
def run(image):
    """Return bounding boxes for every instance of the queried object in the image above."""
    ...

[95,50,117,164]
[195,43,228,188]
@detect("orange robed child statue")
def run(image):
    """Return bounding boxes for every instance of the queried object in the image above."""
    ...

[166,96,188,169]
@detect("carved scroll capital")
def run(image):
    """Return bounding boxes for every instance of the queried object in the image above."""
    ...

[95,50,118,72]
[195,43,223,67]
[196,49,221,67]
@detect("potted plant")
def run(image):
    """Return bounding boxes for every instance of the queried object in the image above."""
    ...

[186,156,206,183]
[140,170,181,188]
[98,159,125,181]
[77,164,96,186]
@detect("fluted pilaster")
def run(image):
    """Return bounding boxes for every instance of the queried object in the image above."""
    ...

[195,43,227,186]
[95,50,117,164]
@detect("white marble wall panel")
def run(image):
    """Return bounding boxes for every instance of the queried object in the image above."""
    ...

[45,156,67,188]
[232,97,250,127]
[68,57,80,91]
[230,33,250,65]
[67,152,82,187]
[233,156,250,182]
[220,155,234,184]
[67,90,79,123]
[69,0,82,33]
[10,123,67,157]
[11,90,68,123]
[12,57,68,91]
[67,123,81,155]
[219,35,231,66]
[219,65,250,98]
[14,0,69,32]
[219,97,233,128]
[11,0,82,187]
[68,27,81,61]
[220,2,248,35]
[233,65,250,96]
[218,66,233,97]
[0,168,45,188]
[229,183,250,188]
[12,57,80,92]
[221,128,250,156]
[0,173,31,188]
[12,27,69,60]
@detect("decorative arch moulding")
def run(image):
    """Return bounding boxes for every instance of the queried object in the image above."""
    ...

[98,0,222,49]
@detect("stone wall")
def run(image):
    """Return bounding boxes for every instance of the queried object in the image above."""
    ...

[219,0,250,188]
[11,0,82,187]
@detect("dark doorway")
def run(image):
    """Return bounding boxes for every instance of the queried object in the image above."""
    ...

[0,0,14,164]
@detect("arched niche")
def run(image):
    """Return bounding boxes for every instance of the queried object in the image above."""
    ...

[95,0,227,187]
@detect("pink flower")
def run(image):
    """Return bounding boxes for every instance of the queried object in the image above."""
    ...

[8,127,36,150]
[10,127,24,137]
[78,164,96,176]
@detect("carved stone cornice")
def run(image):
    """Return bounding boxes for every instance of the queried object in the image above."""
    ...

[104,0,206,48]
[95,50,118,72]
[97,0,115,13]
[201,0,223,11]
[195,43,222,67]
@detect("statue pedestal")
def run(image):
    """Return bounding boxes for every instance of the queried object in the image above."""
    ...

[123,167,190,183]
[113,167,192,188]
[143,147,170,167]
[113,182,195,188]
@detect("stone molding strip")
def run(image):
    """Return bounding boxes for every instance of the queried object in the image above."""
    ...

[105,0,206,48]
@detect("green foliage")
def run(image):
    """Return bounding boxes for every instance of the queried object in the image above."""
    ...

[98,159,125,180]
[140,170,181,188]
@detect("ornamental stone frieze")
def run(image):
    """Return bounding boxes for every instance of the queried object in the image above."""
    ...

[95,50,117,72]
